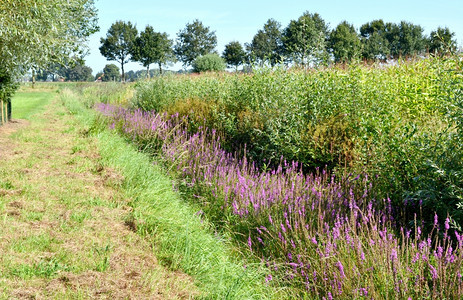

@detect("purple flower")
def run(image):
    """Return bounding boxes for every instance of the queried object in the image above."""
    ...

[336,261,346,278]
[445,217,450,231]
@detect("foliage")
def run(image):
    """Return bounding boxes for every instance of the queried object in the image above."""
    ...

[329,21,361,63]
[0,0,98,76]
[222,41,247,70]
[246,19,283,66]
[98,101,463,299]
[428,27,457,56]
[102,64,120,82]
[99,21,138,82]
[192,54,226,73]
[174,19,217,67]
[132,56,463,234]
[392,21,427,57]
[360,19,427,59]
[282,11,329,66]
[131,25,175,76]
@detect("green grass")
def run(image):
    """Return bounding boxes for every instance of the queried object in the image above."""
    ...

[61,87,274,299]
[11,89,56,119]
[0,89,201,298]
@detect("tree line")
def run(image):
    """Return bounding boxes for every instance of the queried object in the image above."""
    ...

[98,11,458,81]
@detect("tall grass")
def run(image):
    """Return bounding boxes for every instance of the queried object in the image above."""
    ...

[96,102,463,298]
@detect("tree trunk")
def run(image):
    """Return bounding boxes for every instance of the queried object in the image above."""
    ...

[159,63,162,75]
[121,62,125,82]
[32,69,36,88]
[7,99,11,121]
[147,65,150,79]
[1,99,4,125]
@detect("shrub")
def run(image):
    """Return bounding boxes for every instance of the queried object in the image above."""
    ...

[192,53,226,73]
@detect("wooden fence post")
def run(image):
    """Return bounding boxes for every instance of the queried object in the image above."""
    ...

[1,99,4,125]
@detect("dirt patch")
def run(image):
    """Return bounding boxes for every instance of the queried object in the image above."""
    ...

[0,119,29,135]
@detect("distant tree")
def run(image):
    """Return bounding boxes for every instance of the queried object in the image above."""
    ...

[282,11,329,66]
[428,27,457,56]
[175,20,217,67]
[131,25,175,77]
[222,41,246,70]
[102,64,120,82]
[246,19,283,66]
[360,19,387,39]
[63,64,93,81]
[99,21,138,82]
[329,21,361,63]
[361,31,390,60]
[192,53,226,73]
[360,20,391,60]
[394,21,426,57]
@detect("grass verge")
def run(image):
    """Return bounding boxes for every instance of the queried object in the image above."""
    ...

[0,89,199,298]
[60,87,272,299]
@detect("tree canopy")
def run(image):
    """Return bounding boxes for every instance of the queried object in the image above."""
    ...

[282,11,329,66]
[428,27,457,56]
[174,20,217,67]
[329,21,361,63]
[0,0,98,76]
[222,41,246,70]
[131,26,175,76]
[100,21,138,82]
[102,64,120,82]
[246,19,283,66]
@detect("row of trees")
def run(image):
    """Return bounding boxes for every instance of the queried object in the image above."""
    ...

[0,0,98,122]
[100,12,457,79]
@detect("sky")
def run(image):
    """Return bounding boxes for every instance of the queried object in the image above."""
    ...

[86,0,463,74]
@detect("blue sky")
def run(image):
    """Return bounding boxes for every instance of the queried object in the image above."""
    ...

[86,0,463,73]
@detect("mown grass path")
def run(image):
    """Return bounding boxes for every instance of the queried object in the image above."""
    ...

[0,88,198,299]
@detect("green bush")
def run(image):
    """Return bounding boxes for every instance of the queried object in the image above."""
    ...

[132,56,463,231]
[192,53,226,73]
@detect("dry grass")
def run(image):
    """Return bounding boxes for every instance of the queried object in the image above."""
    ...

[0,95,200,299]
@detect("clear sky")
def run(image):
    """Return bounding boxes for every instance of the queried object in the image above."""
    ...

[86,0,463,74]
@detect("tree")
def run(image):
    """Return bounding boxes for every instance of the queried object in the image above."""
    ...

[63,64,93,81]
[222,41,246,70]
[192,54,226,73]
[0,0,98,124]
[428,27,457,56]
[246,19,283,66]
[102,64,120,82]
[329,21,361,63]
[174,20,217,67]
[360,20,390,60]
[131,25,175,77]
[100,21,138,82]
[394,21,426,57]
[361,32,390,60]
[282,11,329,66]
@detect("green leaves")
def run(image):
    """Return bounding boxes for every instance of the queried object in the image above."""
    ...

[131,25,175,75]
[192,54,226,73]
[174,19,217,67]
[0,0,98,75]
